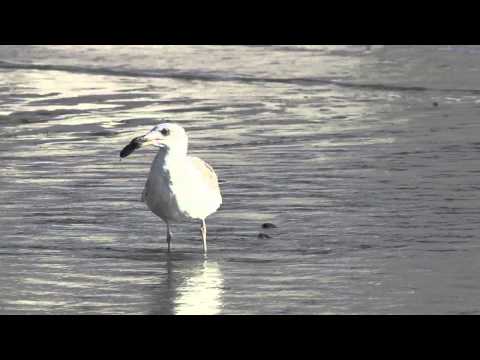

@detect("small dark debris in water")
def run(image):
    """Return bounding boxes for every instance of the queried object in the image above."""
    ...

[262,223,277,229]
[258,233,271,239]
[359,244,372,249]
[433,102,439,107]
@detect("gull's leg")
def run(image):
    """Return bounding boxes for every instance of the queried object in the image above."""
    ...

[166,222,172,252]
[200,219,207,253]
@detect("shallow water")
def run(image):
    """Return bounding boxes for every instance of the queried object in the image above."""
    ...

[1,45,480,314]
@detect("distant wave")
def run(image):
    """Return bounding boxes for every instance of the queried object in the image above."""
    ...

[1,60,480,95]
[251,45,384,54]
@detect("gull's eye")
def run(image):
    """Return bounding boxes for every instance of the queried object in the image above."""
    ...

[161,128,170,136]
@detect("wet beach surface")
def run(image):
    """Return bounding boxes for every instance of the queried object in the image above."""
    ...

[1,45,480,314]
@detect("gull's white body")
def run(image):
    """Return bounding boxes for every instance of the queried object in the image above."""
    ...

[142,150,222,223]
[123,123,221,252]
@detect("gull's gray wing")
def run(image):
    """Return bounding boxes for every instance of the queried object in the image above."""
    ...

[189,156,222,197]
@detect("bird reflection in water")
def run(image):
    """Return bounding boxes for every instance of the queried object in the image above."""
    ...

[174,257,224,315]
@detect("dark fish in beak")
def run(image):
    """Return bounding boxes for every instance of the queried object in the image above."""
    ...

[120,136,146,158]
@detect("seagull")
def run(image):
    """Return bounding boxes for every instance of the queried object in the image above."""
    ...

[120,123,222,253]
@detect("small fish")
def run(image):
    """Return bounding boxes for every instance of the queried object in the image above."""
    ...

[120,136,146,158]
[258,233,271,239]
[262,223,277,229]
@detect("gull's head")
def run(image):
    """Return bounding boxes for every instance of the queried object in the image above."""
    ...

[120,123,188,158]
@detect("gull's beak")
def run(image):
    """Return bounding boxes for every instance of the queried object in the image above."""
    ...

[119,135,148,158]
[120,129,166,158]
